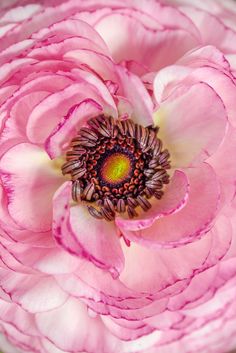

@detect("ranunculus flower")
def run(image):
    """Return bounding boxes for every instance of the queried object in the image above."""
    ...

[0,0,236,353]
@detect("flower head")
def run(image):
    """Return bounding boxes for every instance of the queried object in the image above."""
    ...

[0,1,236,353]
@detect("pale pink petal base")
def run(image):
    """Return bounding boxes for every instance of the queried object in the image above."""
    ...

[0,143,64,232]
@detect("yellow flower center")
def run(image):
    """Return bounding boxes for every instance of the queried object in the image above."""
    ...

[101,153,131,185]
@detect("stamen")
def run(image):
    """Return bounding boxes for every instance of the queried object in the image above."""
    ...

[82,183,95,201]
[137,195,152,211]
[62,115,171,221]
[117,199,126,213]
[72,180,81,202]
[88,206,103,219]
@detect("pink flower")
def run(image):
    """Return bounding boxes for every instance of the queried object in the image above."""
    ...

[0,1,236,353]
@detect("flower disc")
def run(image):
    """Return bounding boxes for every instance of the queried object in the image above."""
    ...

[101,153,132,185]
[62,115,171,221]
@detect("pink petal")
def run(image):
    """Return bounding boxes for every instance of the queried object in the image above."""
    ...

[183,279,236,317]
[0,91,50,157]
[226,53,236,73]
[35,298,120,353]
[144,311,184,330]
[0,323,41,353]
[0,239,30,273]
[0,237,79,275]
[0,333,23,353]
[207,127,236,209]
[27,74,116,144]
[116,66,154,126]
[0,143,63,232]
[0,58,36,86]
[154,82,227,168]
[155,45,236,126]
[0,85,17,106]
[0,299,38,337]
[179,5,236,53]
[0,39,35,66]
[0,268,68,313]
[31,18,110,56]
[177,45,231,70]
[56,263,145,307]
[95,12,199,71]
[101,315,154,341]
[0,1,81,51]
[0,73,74,154]
[125,1,200,39]
[53,182,124,278]
[45,99,103,159]
[119,232,212,295]
[57,268,188,320]
[0,183,19,231]
[71,68,117,115]
[202,215,232,268]
[28,33,105,60]
[26,83,94,144]
[224,213,236,260]
[116,170,189,231]
[182,69,236,128]
[123,163,220,247]
[64,48,118,82]
[154,64,192,104]
[154,46,232,103]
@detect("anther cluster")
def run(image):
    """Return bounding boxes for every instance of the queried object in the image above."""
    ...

[62,115,170,221]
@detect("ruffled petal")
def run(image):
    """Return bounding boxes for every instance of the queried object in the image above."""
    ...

[179,5,236,53]
[119,232,212,295]
[116,170,189,231]
[144,310,184,330]
[179,67,236,128]
[208,127,236,208]
[31,18,110,57]
[0,73,74,157]
[101,315,153,341]
[66,47,118,80]
[0,236,79,275]
[53,182,124,278]
[0,324,42,353]
[45,99,103,159]
[0,58,37,86]
[95,11,199,71]
[0,4,41,24]
[0,268,68,313]
[154,46,232,103]
[0,299,38,337]
[123,163,220,247]
[154,81,227,168]
[35,298,120,353]
[26,75,117,144]
[116,66,154,126]
[0,91,50,157]
[0,143,63,232]
[0,333,23,353]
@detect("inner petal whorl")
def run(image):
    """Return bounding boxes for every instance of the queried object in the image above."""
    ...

[61,115,171,221]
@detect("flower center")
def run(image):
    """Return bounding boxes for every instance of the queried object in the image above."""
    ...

[101,153,131,185]
[62,115,171,221]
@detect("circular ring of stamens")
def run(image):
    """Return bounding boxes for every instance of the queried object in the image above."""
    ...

[62,115,171,221]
